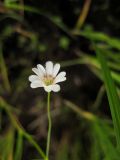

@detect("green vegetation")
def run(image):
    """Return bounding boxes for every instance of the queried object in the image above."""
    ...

[0,0,120,159]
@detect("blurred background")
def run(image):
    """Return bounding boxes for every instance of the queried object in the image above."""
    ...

[0,0,120,160]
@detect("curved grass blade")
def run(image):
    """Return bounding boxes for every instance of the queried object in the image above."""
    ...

[74,29,120,50]
[4,3,73,38]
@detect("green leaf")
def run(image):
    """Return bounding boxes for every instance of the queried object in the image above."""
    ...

[95,44,120,149]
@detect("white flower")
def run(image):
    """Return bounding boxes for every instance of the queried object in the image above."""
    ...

[28,61,66,92]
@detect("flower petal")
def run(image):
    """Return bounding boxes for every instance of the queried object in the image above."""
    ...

[28,75,39,82]
[46,61,53,75]
[32,68,43,77]
[37,64,46,75]
[55,77,66,83]
[51,84,60,92]
[54,71,66,83]
[44,85,52,92]
[30,81,43,88]
[53,63,60,77]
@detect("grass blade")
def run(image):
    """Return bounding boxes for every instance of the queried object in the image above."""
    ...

[92,119,119,160]
[14,131,23,160]
[0,44,11,92]
[0,127,15,160]
[64,100,120,159]
[74,29,120,50]
[95,44,120,149]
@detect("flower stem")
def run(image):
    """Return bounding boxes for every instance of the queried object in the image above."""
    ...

[46,92,52,159]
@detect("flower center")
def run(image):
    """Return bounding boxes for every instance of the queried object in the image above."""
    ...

[43,75,54,86]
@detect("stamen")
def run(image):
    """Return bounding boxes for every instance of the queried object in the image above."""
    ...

[43,75,54,86]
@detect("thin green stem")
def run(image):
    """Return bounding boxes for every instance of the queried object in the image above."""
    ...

[46,92,51,159]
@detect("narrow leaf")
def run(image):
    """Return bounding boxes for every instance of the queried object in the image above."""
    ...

[95,45,120,149]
